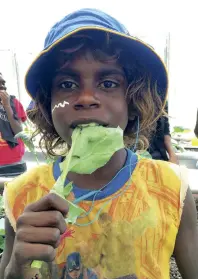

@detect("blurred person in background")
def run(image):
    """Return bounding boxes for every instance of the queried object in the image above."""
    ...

[0,73,27,175]
[148,103,178,164]
[26,99,36,124]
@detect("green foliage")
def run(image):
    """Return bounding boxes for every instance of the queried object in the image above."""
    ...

[15,130,39,164]
[0,218,5,252]
[32,123,124,269]
[173,126,185,133]
[52,123,124,223]
[60,123,124,175]
[173,126,191,133]
[0,236,4,251]
[0,195,4,216]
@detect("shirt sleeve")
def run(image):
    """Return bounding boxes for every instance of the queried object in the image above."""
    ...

[14,98,27,122]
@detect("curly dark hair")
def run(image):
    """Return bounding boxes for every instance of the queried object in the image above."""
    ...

[30,31,165,157]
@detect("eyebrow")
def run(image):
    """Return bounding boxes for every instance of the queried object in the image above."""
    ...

[55,69,79,79]
[55,68,126,80]
[96,69,126,79]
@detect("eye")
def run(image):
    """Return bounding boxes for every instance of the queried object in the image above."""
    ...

[59,81,78,89]
[99,80,119,89]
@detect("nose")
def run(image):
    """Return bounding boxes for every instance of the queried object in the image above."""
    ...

[74,89,100,110]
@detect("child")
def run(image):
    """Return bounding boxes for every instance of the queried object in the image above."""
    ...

[0,73,27,172]
[0,9,198,279]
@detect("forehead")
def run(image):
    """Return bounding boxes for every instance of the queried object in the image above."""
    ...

[72,57,122,73]
[56,50,124,75]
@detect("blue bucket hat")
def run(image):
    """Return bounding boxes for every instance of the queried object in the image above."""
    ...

[25,8,168,103]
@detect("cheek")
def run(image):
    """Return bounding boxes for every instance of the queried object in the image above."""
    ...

[51,99,71,124]
[111,98,128,129]
[51,111,59,127]
[51,109,69,140]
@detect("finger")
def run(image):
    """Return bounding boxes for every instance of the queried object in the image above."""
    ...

[24,193,69,217]
[14,242,56,264]
[17,211,67,234]
[16,226,61,248]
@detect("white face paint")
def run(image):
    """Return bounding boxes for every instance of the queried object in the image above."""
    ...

[52,101,69,113]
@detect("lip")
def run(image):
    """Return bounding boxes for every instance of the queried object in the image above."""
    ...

[70,118,109,129]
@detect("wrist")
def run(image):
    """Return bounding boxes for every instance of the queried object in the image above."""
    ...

[3,104,11,110]
[4,268,23,279]
[5,258,40,279]
[4,258,24,279]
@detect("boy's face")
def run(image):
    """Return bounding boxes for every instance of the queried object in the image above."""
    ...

[51,51,128,145]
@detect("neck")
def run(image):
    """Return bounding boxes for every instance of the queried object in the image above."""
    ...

[68,148,127,190]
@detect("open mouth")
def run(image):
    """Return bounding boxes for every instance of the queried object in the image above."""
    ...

[70,119,109,129]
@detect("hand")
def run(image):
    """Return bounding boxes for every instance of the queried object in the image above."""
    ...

[0,90,10,107]
[8,194,68,274]
[169,154,179,164]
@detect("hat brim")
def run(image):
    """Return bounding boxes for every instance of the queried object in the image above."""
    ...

[25,26,168,106]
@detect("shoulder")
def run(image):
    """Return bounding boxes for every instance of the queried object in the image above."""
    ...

[5,163,54,190]
[4,164,55,231]
[135,158,187,199]
[135,158,188,217]
[136,157,183,183]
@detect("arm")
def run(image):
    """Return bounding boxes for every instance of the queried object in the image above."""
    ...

[194,108,198,137]
[1,193,68,279]
[0,218,40,279]
[4,105,22,135]
[174,188,198,279]
[163,115,178,164]
[0,91,22,135]
[164,134,178,164]
[0,217,15,278]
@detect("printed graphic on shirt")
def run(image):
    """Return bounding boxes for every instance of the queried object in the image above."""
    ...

[61,252,98,279]
[0,103,9,122]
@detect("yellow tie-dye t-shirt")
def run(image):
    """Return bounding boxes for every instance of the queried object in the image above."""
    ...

[4,152,188,279]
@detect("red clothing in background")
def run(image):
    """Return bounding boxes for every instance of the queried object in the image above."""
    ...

[0,98,27,165]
